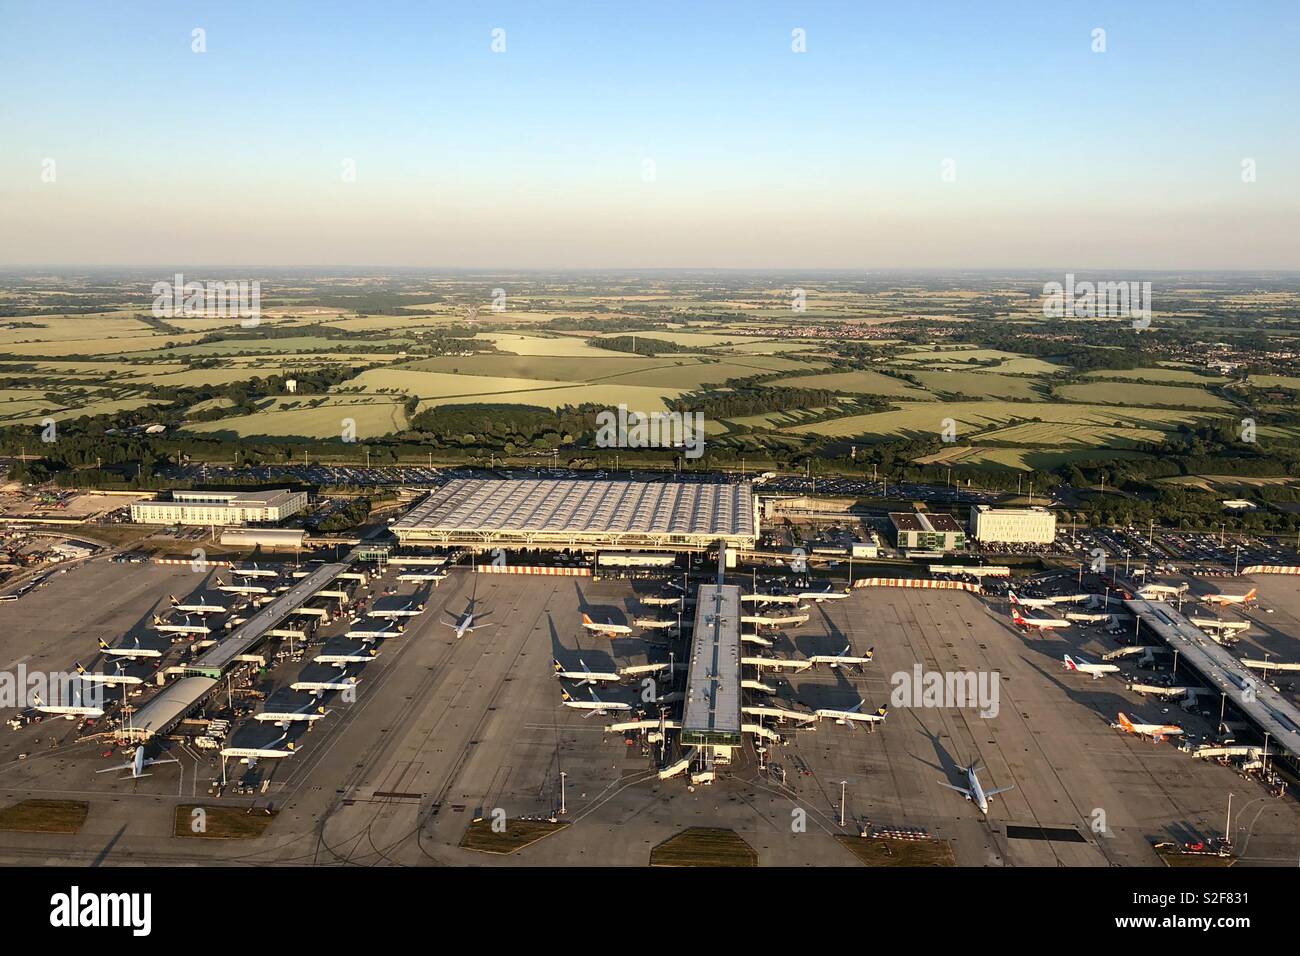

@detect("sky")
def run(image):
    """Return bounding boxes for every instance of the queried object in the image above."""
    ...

[1,0,1297,269]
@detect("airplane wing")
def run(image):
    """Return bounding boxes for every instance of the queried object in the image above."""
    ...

[938,782,973,797]
[986,785,1015,797]
[96,762,135,774]
[148,758,181,768]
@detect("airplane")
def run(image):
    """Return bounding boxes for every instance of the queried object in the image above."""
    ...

[214,576,268,595]
[1008,593,1071,631]
[939,763,1014,815]
[368,601,425,619]
[1200,587,1258,607]
[641,594,695,607]
[315,645,379,665]
[1115,712,1184,742]
[809,644,874,670]
[397,570,448,583]
[345,625,404,640]
[740,592,803,605]
[1062,653,1120,680]
[741,611,810,628]
[221,732,297,760]
[31,689,104,720]
[1137,583,1187,600]
[619,662,671,677]
[255,699,331,725]
[98,637,162,661]
[231,563,279,579]
[443,606,494,640]
[1006,592,1057,608]
[560,685,632,718]
[96,746,178,780]
[552,658,620,685]
[74,662,142,687]
[291,674,360,693]
[798,586,849,603]
[150,614,211,636]
[581,613,633,637]
[169,594,226,615]
[813,701,889,728]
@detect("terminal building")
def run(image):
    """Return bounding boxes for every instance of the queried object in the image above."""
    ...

[889,512,966,552]
[681,583,742,764]
[391,478,758,553]
[968,504,1057,544]
[131,489,308,526]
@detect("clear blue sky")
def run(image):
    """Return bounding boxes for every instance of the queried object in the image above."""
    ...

[1,0,1296,268]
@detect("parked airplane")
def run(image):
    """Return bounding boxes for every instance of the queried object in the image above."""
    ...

[214,576,268,595]
[98,637,162,661]
[96,746,178,779]
[315,645,379,665]
[1201,587,1258,607]
[74,662,142,687]
[741,611,810,628]
[809,644,875,670]
[939,763,1014,815]
[1062,653,1119,680]
[740,592,802,605]
[560,686,632,718]
[31,690,104,719]
[581,613,634,637]
[552,658,620,685]
[231,563,279,579]
[1008,593,1071,631]
[345,625,404,640]
[443,605,494,640]
[169,594,227,615]
[813,701,888,728]
[150,614,211,636]
[1115,712,1184,741]
[221,732,297,760]
[291,674,360,693]
[1007,592,1056,608]
[798,586,849,603]
[255,699,331,725]
[368,600,425,619]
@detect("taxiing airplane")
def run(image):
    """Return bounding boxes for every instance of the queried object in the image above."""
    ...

[1062,653,1119,680]
[1115,712,1184,742]
[74,662,142,688]
[98,637,162,661]
[150,614,211,636]
[214,576,268,595]
[1200,587,1258,608]
[560,686,632,718]
[1008,592,1071,631]
[443,606,494,640]
[96,746,178,780]
[581,613,633,637]
[939,763,1014,815]
[31,690,104,720]
[552,658,620,685]
[813,700,888,728]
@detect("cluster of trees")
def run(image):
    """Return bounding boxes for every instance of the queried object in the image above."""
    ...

[591,335,695,356]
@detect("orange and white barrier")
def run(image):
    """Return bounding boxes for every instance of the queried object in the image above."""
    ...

[852,577,982,594]
[475,564,591,577]
[152,558,234,569]
[1239,565,1300,576]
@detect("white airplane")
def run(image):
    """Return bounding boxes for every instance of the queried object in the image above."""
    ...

[345,625,403,640]
[813,701,888,728]
[169,594,226,615]
[798,587,849,603]
[552,658,620,685]
[368,601,425,619]
[1137,583,1187,600]
[581,613,633,637]
[642,594,694,607]
[255,699,331,725]
[291,674,360,693]
[1008,593,1071,631]
[96,746,178,779]
[1115,712,1184,742]
[1200,587,1258,607]
[1062,653,1119,680]
[443,607,494,640]
[74,662,142,687]
[809,644,874,670]
[214,576,268,595]
[939,763,1014,815]
[221,732,297,760]
[560,685,632,718]
[741,611,810,628]
[97,637,162,661]
[740,592,802,605]
[1006,592,1056,608]
[315,645,379,665]
[232,563,279,579]
[619,662,670,677]
[397,570,447,583]
[634,617,680,631]
[31,689,104,720]
[150,614,211,636]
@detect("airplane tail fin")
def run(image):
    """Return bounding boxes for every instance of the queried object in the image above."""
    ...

[865,646,875,660]
[74,661,86,675]
[1117,712,1135,732]
[1063,654,1076,669]
[875,706,888,718]
[581,613,594,626]
[561,687,574,702]
[1008,591,1021,605]
[32,691,42,708]
[1246,588,1258,600]
[98,639,110,651]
